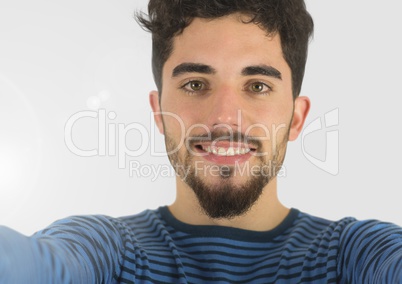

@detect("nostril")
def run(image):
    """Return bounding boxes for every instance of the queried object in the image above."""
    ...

[209,109,243,129]
[212,122,239,129]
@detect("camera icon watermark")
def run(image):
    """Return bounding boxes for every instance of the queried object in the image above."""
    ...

[301,108,339,175]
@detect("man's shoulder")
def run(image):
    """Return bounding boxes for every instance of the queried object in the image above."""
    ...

[293,210,402,247]
[32,214,126,242]
[292,210,357,236]
[36,208,160,234]
[337,217,402,246]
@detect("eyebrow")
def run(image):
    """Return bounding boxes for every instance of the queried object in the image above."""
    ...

[172,63,217,77]
[171,63,282,80]
[241,65,282,80]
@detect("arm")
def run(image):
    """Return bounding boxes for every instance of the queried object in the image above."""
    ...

[0,215,125,283]
[338,220,402,283]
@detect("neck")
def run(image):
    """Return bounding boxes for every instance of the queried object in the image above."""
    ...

[168,177,289,232]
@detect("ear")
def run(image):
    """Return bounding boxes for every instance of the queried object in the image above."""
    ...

[288,96,310,141]
[149,90,164,135]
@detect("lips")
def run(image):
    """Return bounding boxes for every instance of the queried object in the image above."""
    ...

[193,141,257,165]
[200,145,252,156]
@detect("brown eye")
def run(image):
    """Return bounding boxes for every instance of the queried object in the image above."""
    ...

[180,80,208,95]
[251,83,265,92]
[247,82,271,95]
[190,81,203,91]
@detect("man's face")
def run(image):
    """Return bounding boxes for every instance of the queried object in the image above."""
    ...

[151,14,306,219]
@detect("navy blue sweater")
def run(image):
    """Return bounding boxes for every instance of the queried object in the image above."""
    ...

[1,207,401,283]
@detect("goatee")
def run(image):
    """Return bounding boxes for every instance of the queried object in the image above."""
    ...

[165,130,288,219]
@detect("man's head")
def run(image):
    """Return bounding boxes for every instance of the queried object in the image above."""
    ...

[137,1,313,219]
[137,0,314,99]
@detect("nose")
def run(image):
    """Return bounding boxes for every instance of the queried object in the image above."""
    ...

[205,85,243,129]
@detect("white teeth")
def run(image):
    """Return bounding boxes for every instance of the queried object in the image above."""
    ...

[217,148,226,156]
[201,146,251,156]
[227,147,235,156]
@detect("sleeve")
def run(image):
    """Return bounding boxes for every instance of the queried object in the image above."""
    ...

[337,220,402,283]
[0,215,126,284]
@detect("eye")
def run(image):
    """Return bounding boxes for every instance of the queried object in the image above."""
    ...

[245,82,272,95]
[188,81,203,91]
[180,80,208,95]
[249,82,271,94]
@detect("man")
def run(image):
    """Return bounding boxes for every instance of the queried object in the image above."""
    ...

[1,0,401,283]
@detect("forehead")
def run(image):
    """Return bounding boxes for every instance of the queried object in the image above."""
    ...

[164,14,289,77]
[180,14,269,43]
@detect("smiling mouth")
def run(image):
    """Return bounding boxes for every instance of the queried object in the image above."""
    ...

[194,144,257,156]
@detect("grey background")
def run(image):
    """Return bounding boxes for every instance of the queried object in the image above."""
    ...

[1,0,401,235]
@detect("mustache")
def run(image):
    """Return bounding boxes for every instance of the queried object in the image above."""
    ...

[185,130,263,149]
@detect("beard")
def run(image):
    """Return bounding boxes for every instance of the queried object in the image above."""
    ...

[165,130,288,219]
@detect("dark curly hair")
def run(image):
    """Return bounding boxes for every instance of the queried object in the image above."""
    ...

[136,0,314,99]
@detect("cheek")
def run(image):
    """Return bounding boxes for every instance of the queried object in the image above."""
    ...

[162,99,203,130]
[245,104,293,140]
[162,113,185,138]
[161,104,200,140]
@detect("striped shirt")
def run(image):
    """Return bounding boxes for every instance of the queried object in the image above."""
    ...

[1,207,401,283]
